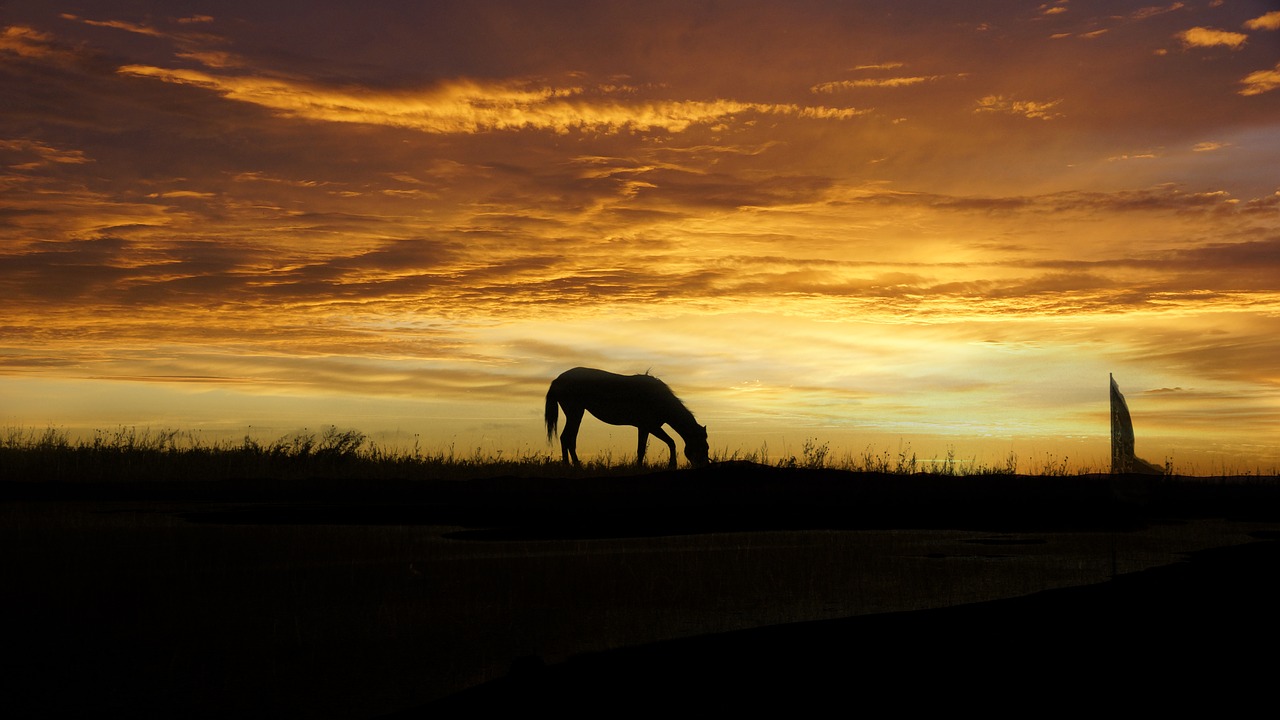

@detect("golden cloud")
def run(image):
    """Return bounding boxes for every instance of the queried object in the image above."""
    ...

[146,190,216,199]
[59,13,166,38]
[1177,26,1247,49]
[0,139,93,165]
[1244,11,1280,31]
[851,62,905,71]
[175,50,243,69]
[811,76,949,92]
[1239,63,1280,96]
[1131,3,1185,21]
[1107,152,1158,162]
[973,95,1063,120]
[0,25,65,60]
[116,66,867,134]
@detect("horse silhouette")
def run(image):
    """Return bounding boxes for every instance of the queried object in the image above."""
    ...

[544,367,710,468]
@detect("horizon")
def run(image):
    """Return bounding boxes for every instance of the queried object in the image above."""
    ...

[3,1,1279,474]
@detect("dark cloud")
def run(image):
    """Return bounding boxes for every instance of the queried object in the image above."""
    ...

[845,184,1261,216]
[1013,236,1280,293]
[1122,316,1280,386]
[1167,236,1280,270]
[0,236,135,300]
[626,167,835,209]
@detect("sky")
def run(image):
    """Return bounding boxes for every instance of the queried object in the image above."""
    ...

[2,0,1278,472]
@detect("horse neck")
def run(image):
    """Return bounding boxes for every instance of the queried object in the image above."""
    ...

[663,400,701,438]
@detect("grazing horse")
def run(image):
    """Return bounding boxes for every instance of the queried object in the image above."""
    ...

[545,367,710,468]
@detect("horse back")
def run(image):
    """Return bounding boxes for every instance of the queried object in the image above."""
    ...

[552,367,675,426]
[556,366,665,393]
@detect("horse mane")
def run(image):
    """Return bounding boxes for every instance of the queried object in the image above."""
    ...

[636,372,692,414]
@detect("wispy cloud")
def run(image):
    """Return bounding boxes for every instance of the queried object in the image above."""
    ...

[0,25,72,61]
[1107,152,1158,162]
[850,62,904,71]
[1130,3,1186,21]
[1050,2,1182,40]
[973,95,1063,119]
[0,138,92,167]
[811,75,957,93]
[117,66,867,134]
[60,14,167,38]
[1239,63,1280,96]
[174,50,244,69]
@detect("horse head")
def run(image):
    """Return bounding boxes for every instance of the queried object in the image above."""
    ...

[684,424,710,467]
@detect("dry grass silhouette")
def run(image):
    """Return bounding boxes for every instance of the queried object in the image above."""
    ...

[5,425,1273,482]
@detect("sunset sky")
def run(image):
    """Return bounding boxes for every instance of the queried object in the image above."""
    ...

[3,1,1278,472]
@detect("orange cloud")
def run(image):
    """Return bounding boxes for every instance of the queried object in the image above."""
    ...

[175,50,243,69]
[1244,11,1280,31]
[973,95,1063,119]
[1239,63,1280,96]
[59,13,166,38]
[1177,26,1247,49]
[0,139,92,165]
[811,75,952,92]
[1107,153,1158,162]
[0,25,66,60]
[116,66,868,134]
[1130,3,1185,21]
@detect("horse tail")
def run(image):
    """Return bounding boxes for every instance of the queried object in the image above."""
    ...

[544,381,560,443]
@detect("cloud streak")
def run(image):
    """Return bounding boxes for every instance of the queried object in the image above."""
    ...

[811,75,955,92]
[973,95,1063,119]
[117,66,868,135]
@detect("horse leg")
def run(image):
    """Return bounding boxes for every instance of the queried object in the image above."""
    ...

[561,406,584,466]
[635,428,649,466]
[651,427,678,469]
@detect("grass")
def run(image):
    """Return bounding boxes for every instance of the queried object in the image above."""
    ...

[1,425,565,482]
[4,426,1274,483]
[726,439,1050,476]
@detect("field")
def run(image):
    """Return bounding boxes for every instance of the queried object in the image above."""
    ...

[3,429,1280,715]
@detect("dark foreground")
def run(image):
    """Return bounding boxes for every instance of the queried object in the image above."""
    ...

[3,463,1279,716]
[420,536,1280,715]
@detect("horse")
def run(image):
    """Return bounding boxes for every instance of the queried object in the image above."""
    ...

[544,367,710,468]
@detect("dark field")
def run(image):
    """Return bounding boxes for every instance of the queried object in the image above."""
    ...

[4,463,1280,716]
